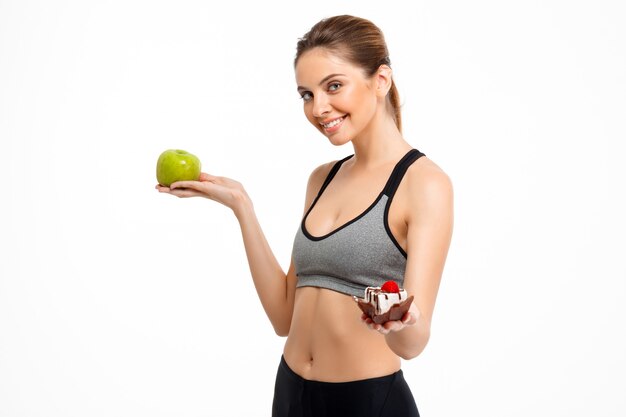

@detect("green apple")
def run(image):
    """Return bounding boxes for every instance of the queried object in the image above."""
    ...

[156,149,202,187]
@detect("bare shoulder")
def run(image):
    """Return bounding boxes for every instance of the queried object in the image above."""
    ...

[404,156,454,218]
[406,156,453,189]
[307,160,336,191]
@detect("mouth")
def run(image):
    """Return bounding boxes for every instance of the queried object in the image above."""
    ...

[319,116,346,133]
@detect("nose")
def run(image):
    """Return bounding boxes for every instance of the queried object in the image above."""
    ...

[311,94,331,118]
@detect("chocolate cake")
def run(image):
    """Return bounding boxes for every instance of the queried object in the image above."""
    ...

[354,281,413,325]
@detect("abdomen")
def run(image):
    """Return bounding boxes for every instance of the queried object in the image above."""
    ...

[283,287,401,382]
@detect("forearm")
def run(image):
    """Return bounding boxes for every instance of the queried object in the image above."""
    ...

[385,314,431,360]
[233,193,292,333]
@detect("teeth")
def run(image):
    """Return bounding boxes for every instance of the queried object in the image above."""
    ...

[322,117,343,128]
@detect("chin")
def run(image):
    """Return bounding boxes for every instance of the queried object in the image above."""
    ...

[316,126,352,147]
[324,133,352,147]
[332,138,353,147]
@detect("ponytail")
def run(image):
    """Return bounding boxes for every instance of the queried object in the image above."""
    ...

[388,80,402,133]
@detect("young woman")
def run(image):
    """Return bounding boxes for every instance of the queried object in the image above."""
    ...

[157,15,453,417]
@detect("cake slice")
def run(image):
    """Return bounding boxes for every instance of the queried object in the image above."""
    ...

[354,281,414,324]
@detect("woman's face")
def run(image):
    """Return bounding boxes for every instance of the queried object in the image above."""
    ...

[295,48,379,145]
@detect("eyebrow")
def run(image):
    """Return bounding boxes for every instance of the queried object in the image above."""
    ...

[297,73,346,92]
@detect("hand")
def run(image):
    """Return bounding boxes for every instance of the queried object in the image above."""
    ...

[361,302,420,335]
[155,173,250,213]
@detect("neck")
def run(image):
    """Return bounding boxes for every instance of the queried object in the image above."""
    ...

[350,113,411,169]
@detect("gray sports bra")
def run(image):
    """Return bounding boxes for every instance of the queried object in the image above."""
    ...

[292,149,425,297]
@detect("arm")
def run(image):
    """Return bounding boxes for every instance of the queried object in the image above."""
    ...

[233,162,335,335]
[364,166,454,359]
[156,164,333,336]
[156,173,294,335]
[233,198,298,336]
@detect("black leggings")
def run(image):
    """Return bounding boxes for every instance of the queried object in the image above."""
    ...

[272,356,420,417]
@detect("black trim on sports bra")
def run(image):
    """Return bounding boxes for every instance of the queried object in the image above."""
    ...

[312,154,354,202]
[382,149,424,198]
[301,149,424,244]
[302,193,385,241]
[382,149,425,257]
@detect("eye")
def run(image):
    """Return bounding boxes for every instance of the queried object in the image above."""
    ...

[300,91,313,102]
[328,82,341,92]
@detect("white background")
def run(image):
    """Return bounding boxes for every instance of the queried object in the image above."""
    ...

[1,0,625,416]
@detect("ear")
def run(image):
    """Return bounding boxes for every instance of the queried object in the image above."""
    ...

[374,65,393,98]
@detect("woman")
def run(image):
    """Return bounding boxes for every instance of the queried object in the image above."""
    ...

[157,15,453,417]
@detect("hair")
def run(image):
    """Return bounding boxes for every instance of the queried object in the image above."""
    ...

[295,15,402,132]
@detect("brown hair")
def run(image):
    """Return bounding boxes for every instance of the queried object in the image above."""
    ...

[295,15,402,132]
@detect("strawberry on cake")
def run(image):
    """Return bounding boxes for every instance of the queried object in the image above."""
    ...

[354,280,414,324]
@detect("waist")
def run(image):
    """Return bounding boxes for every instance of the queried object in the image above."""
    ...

[283,287,401,382]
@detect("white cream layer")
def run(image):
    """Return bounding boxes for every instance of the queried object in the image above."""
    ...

[362,286,408,315]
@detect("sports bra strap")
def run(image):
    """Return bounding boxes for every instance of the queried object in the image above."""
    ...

[314,149,424,201]
[382,149,425,199]
[314,154,354,199]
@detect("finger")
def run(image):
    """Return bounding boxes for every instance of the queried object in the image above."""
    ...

[380,321,394,333]
[401,312,416,325]
[170,180,208,191]
[168,188,205,198]
[156,185,174,193]
[374,319,402,335]
[156,183,197,195]
[199,172,218,182]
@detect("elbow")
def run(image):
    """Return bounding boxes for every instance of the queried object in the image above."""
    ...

[397,346,421,360]
[272,320,291,337]
[397,330,430,360]
[274,327,289,337]
[398,348,423,361]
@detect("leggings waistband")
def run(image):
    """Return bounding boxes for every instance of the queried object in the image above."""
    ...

[279,355,401,385]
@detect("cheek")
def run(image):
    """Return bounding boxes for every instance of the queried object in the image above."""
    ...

[352,91,377,121]
[339,86,372,117]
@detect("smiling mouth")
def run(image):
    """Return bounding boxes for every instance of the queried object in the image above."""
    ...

[320,116,345,129]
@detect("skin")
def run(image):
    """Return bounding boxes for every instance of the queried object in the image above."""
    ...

[156,47,454,382]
